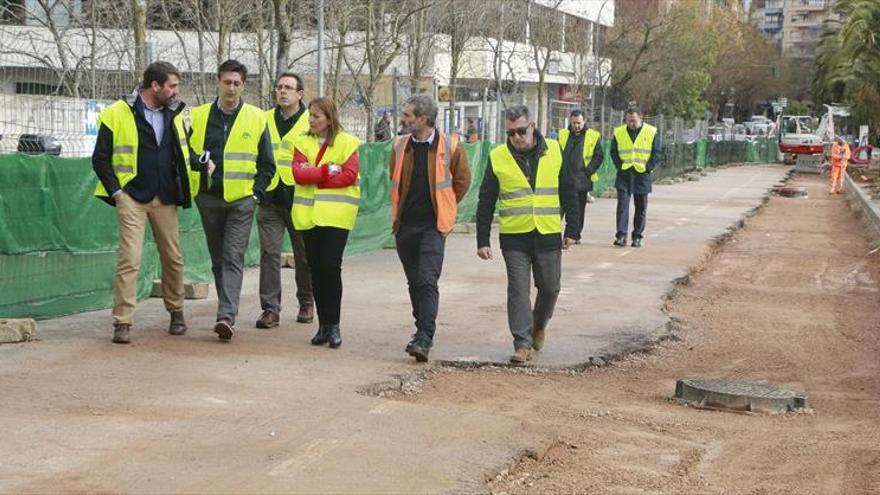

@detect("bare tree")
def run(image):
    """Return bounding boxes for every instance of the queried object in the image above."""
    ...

[132,0,147,76]
[527,0,565,133]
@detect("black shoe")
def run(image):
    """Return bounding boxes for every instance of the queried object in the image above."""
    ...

[631,238,642,248]
[169,310,187,335]
[112,323,131,344]
[327,324,342,349]
[405,340,430,362]
[310,325,329,346]
[613,236,626,247]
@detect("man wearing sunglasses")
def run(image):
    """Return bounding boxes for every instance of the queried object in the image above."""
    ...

[610,108,662,248]
[476,105,580,364]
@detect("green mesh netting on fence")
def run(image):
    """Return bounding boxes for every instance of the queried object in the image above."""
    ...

[0,138,777,319]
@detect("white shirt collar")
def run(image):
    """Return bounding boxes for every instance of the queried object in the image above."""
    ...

[411,129,436,145]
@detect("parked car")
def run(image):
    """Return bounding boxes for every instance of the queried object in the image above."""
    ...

[17,134,62,155]
[744,115,772,135]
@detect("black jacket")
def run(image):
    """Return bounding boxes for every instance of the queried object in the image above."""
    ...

[92,89,192,208]
[562,128,605,192]
[610,125,662,194]
[476,132,581,250]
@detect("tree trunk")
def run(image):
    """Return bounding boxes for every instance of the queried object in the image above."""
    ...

[132,0,147,78]
[274,0,291,74]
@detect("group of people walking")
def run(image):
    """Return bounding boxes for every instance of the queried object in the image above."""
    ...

[92,60,661,365]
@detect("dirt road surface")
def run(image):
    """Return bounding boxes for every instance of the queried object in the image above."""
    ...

[404,174,880,494]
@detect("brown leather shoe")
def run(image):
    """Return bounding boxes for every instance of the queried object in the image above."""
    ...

[509,347,531,364]
[255,310,279,329]
[296,303,314,323]
[112,323,131,344]
[169,310,187,335]
[214,319,234,341]
[531,327,545,351]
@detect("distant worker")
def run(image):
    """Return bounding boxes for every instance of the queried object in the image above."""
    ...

[476,105,579,364]
[188,59,276,341]
[829,136,851,195]
[91,61,193,344]
[558,109,603,243]
[389,95,471,362]
[255,72,314,330]
[610,108,662,248]
[292,97,361,349]
[375,111,392,142]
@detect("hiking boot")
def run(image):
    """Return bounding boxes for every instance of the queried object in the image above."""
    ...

[613,236,627,247]
[405,340,430,363]
[311,325,329,346]
[327,324,342,349]
[531,327,546,351]
[255,310,279,329]
[214,319,234,341]
[631,238,643,248]
[169,310,187,336]
[112,323,131,344]
[509,347,531,364]
[296,303,315,323]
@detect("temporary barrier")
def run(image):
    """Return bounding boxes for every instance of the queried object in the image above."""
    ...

[0,138,778,318]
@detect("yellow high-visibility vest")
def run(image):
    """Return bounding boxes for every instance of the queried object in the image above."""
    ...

[266,107,310,190]
[189,101,268,202]
[291,132,361,231]
[614,124,657,174]
[93,100,192,198]
[558,127,601,182]
[489,140,563,235]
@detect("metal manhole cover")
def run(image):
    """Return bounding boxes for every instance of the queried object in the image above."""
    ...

[777,186,807,198]
[674,378,809,413]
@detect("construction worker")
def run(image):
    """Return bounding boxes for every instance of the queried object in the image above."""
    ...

[254,73,314,329]
[476,105,579,364]
[291,97,360,350]
[611,108,662,248]
[188,59,275,341]
[558,109,603,243]
[829,136,851,195]
[91,61,194,344]
[389,95,471,362]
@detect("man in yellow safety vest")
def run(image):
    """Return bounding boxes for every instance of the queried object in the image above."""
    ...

[188,59,276,341]
[476,105,580,364]
[558,109,604,243]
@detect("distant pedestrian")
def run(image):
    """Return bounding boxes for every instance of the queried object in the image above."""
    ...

[558,109,603,243]
[188,59,276,341]
[390,95,471,362]
[292,97,361,349]
[829,136,851,195]
[255,72,314,330]
[610,108,662,248]
[91,61,193,344]
[476,104,579,364]
[375,111,392,142]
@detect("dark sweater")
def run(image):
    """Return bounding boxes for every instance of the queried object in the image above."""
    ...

[201,99,275,201]
[476,132,580,251]
[399,133,436,227]
[562,128,605,192]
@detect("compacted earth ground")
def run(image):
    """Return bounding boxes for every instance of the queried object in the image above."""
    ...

[400,174,880,494]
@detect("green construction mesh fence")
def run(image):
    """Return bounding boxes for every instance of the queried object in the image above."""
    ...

[0,138,777,319]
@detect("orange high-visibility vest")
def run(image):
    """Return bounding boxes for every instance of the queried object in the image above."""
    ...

[831,142,851,167]
[391,131,459,234]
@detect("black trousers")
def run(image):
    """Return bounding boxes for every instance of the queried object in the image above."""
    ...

[395,224,446,345]
[616,190,648,240]
[302,226,349,325]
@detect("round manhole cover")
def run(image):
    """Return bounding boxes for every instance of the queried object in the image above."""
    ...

[674,378,809,413]
[777,186,808,198]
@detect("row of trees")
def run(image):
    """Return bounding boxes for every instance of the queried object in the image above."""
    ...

[813,0,880,141]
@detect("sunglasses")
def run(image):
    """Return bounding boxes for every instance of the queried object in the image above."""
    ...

[505,126,530,137]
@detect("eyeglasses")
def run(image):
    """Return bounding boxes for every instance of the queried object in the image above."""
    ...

[505,126,529,137]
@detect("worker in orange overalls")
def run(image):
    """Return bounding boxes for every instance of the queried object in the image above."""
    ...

[829,136,851,195]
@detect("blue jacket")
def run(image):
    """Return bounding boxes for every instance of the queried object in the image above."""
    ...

[610,126,662,194]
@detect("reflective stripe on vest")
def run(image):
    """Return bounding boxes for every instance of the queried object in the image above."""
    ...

[390,131,460,233]
[189,102,267,202]
[614,124,656,173]
[266,107,310,190]
[489,140,563,235]
[93,100,191,199]
[558,127,602,182]
[291,131,361,231]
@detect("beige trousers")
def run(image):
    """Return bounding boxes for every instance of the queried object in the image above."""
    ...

[113,193,184,324]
